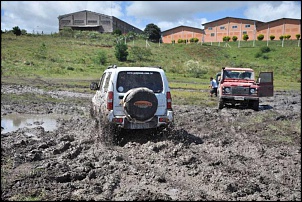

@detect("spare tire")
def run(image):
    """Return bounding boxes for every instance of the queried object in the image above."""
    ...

[123,87,158,122]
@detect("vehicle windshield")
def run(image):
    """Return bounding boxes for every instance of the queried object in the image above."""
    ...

[224,70,254,80]
[117,71,163,93]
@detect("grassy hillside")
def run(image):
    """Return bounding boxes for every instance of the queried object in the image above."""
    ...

[1,32,300,106]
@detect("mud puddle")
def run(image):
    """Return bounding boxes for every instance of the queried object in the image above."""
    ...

[1,113,71,134]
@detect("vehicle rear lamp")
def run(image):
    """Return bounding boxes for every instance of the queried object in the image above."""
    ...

[113,118,123,123]
[107,91,113,110]
[166,92,172,109]
[159,117,169,123]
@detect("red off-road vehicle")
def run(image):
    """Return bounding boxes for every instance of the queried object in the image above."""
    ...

[216,67,274,111]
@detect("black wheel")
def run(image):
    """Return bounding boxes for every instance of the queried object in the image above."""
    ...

[218,98,224,109]
[252,100,259,111]
[123,87,158,121]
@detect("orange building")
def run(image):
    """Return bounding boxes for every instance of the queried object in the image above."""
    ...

[202,17,265,42]
[161,17,301,43]
[257,18,301,41]
[161,25,205,44]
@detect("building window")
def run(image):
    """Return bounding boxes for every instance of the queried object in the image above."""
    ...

[245,24,250,28]
[211,33,215,37]
[232,25,237,29]
[88,20,97,24]
[74,20,84,25]
[220,26,225,30]
[208,27,213,30]
[242,31,247,35]
[61,20,70,25]
[101,20,110,25]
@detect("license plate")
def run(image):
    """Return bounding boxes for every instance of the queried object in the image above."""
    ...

[129,122,152,129]
[234,96,244,100]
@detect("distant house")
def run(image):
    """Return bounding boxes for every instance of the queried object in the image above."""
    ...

[161,25,205,44]
[257,18,301,41]
[202,17,301,42]
[58,10,143,34]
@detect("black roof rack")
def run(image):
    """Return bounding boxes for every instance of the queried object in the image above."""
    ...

[150,66,162,69]
[107,65,162,69]
[107,64,117,69]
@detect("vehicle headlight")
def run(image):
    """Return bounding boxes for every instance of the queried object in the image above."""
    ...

[225,87,230,93]
[250,88,256,94]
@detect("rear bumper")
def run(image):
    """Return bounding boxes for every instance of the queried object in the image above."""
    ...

[107,110,173,129]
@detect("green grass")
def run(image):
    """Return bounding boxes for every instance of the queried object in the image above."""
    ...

[1,32,301,105]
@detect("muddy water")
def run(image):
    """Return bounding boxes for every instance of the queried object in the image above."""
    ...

[1,113,71,134]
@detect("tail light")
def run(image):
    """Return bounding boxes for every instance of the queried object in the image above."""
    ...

[167,92,172,110]
[107,91,113,110]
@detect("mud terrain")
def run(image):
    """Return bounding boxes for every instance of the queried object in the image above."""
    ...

[1,84,301,201]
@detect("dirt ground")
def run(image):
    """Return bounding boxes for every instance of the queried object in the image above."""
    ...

[1,83,301,201]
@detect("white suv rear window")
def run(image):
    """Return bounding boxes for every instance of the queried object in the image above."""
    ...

[117,71,163,93]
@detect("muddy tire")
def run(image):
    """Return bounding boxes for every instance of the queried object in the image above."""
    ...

[90,103,95,119]
[123,87,158,121]
[218,99,224,109]
[252,100,259,111]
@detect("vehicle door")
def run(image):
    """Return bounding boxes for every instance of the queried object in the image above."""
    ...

[257,72,274,97]
[92,72,111,112]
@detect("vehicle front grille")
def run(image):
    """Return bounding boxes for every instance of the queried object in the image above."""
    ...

[231,87,249,95]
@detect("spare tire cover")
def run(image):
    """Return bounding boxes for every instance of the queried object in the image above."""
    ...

[123,87,158,121]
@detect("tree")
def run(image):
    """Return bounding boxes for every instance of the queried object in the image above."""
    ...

[21,29,27,35]
[144,23,161,43]
[12,26,22,37]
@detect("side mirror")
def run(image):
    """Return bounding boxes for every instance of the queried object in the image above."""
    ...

[90,82,99,90]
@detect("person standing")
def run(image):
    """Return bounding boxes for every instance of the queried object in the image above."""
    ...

[209,77,218,97]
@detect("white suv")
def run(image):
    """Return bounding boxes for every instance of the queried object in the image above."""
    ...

[90,65,174,142]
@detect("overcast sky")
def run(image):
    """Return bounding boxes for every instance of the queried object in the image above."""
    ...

[1,1,301,34]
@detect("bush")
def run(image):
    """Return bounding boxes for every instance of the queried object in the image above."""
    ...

[232,36,238,42]
[129,46,152,61]
[255,52,262,58]
[178,39,184,43]
[270,35,275,40]
[257,34,264,41]
[223,36,231,42]
[115,43,128,61]
[189,37,199,43]
[184,60,208,78]
[36,42,47,59]
[243,34,249,41]
[296,34,300,40]
[260,47,271,53]
[112,29,122,36]
[96,50,107,65]
[279,35,284,40]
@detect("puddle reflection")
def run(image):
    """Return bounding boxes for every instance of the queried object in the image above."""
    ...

[1,114,71,134]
